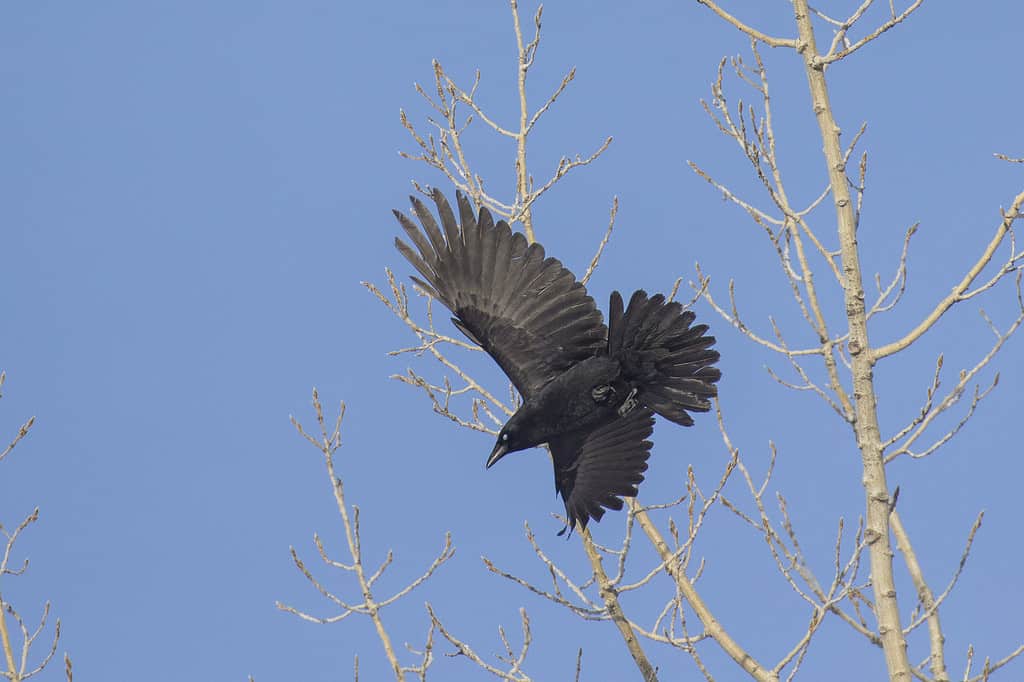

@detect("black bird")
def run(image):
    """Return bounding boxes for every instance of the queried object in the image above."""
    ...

[394,189,721,533]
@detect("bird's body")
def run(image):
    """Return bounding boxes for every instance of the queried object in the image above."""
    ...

[394,189,721,532]
[504,355,627,447]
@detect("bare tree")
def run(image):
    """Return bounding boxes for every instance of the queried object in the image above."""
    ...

[284,1,1023,680]
[686,1,1023,679]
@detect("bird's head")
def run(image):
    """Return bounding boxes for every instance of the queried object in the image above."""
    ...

[487,421,526,469]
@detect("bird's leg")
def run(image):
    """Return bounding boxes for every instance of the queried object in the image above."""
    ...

[617,387,639,416]
[591,384,616,403]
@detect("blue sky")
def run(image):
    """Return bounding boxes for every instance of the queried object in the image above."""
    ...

[1,2,1022,680]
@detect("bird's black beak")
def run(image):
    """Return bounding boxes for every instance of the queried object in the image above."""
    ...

[486,441,509,469]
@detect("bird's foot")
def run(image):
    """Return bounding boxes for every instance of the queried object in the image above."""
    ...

[591,384,615,403]
[617,388,639,416]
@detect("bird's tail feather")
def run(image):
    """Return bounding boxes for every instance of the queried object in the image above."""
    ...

[608,290,721,426]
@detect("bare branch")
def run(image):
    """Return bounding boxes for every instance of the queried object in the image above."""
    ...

[632,497,776,682]
[868,223,917,319]
[280,390,450,679]
[580,530,658,682]
[526,137,613,209]
[874,191,1024,360]
[964,643,1024,682]
[891,510,952,682]
[483,523,603,620]
[822,0,875,58]
[694,266,825,358]
[527,66,576,133]
[427,603,534,681]
[820,0,926,65]
[365,270,514,427]
[902,512,983,638]
[581,197,618,285]
[0,374,34,467]
[885,279,1023,462]
[694,0,798,47]
[994,152,1024,164]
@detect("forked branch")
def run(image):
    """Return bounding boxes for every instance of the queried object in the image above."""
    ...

[427,604,535,681]
[279,390,453,680]
[874,191,1024,360]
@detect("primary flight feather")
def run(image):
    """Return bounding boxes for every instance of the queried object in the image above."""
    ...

[394,189,721,533]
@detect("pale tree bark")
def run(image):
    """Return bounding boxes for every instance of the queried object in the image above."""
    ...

[790,1,911,677]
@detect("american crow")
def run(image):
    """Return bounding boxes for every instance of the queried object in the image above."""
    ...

[395,189,721,533]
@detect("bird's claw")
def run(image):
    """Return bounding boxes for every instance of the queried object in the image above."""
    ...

[617,388,639,417]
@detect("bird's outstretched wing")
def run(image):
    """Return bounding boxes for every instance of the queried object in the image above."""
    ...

[549,407,655,533]
[394,189,606,398]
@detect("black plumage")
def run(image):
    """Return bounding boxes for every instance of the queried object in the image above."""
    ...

[394,189,721,533]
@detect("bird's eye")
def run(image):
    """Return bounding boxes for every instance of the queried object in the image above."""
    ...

[502,432,509,441]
